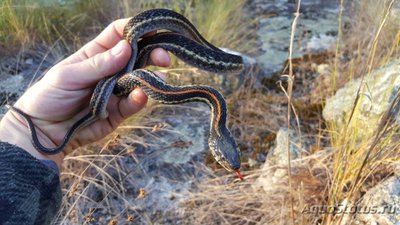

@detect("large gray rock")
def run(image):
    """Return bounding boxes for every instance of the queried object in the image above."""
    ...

[267,128,305,166]
[252,0,340,76]
[256,128,310,191]
[355,176,400,224]
[323,60,400,135]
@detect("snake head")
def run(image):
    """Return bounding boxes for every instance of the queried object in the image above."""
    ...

[209,129,241,172]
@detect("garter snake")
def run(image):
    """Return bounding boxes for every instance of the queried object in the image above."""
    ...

[7,8,244,179]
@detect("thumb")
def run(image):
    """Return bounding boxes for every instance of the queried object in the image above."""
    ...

[55,40,132,87]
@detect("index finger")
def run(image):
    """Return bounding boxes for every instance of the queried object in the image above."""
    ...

[61,18,130,65]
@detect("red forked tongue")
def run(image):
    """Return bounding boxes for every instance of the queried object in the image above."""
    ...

[235,169,244,181]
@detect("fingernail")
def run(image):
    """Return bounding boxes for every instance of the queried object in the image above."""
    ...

[128,88,138,100]
[111,40,125,56]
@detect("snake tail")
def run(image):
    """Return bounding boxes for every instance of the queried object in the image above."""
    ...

[6,105,97,155]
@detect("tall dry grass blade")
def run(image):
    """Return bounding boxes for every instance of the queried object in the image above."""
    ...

[286,0,302,224]
[332,0,344,94]
[364,0,396,76]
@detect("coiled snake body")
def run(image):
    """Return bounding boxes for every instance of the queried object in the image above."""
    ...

[8,9,244,179]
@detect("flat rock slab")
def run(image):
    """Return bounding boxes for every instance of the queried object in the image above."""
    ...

[73,102,217,224]
[249,0,340,77]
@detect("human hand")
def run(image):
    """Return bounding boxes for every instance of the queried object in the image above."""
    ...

[0,18,170,167]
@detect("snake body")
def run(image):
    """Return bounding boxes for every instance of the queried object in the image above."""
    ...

[8,9,244,176]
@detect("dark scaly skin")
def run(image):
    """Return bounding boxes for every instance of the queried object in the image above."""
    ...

[134,32,243,72]
[91,9,242,119]
[123,8,222,53]
[114,69,241,171]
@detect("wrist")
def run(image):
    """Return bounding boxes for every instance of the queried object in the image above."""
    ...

[0,111,64,169]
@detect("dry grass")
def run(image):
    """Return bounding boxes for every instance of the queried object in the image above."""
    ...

[321,1,400,224]
[180,151,332,225]
[1,0,399,224]
[179,1,400,225]
[0,0,110,52]
[312,0,400,102]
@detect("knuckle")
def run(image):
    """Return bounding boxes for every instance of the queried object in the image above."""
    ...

[89,55,101,70]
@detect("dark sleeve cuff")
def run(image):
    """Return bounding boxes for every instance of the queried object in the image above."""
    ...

[0,142,62,225]
[40,159,60,174]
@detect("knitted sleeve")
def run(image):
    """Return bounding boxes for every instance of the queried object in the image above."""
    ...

[0,142,61,225]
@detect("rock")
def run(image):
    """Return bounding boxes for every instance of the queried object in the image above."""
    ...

[219,47,264,90]
[0,74,25,93]
[267,128,304,166]
[323,60,400,135]
[110,103,212,214]
[355,176,400,224]
[256,128,310,191]
[0,44,62,115]
[315,63,329,75]
[250,0,340,77]
[220,48,257,68]
[303,34,336,52]
[25,58,33,65]
[0,74,25,115]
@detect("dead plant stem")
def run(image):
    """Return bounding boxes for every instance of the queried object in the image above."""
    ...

[286,0,301,224]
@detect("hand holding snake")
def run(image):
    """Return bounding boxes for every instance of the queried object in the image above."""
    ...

[1,9,244,179]
[0,18,170,166]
